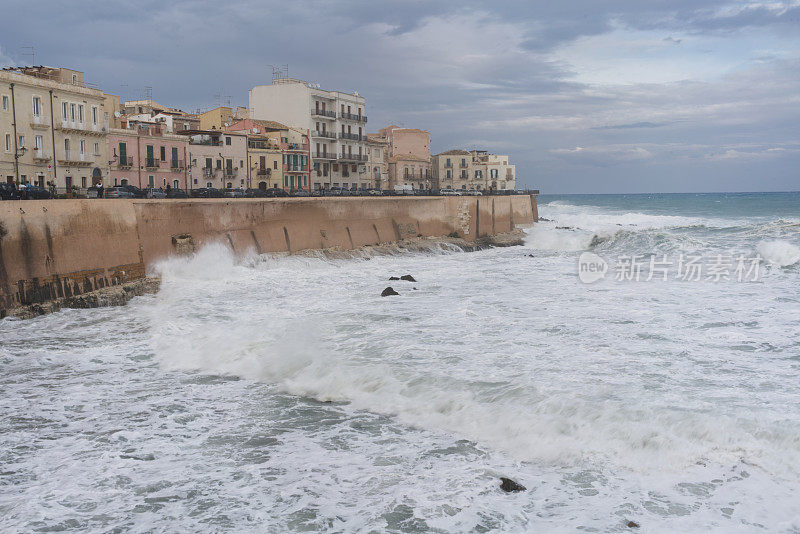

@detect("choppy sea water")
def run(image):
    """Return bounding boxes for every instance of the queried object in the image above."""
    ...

[1,192,799,533]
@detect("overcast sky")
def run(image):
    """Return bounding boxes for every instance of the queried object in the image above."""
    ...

[2,0,798,193]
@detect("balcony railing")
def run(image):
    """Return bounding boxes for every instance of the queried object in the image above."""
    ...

[282,142,309,151]
[144,158,160,169]
[312,130,336,139]
[311,109,336,119]
[117,156,133,168]
[314,151,335,159]
[339,112,367,123]
[223,168,234,176]
[33,149,51,161]
[170,159,185,170]
[31,116,50,129]
[203,167,216,177]
[338,153,368,162]
[338,132,366,141]
[257,167,269,176]
[284,165,308,172]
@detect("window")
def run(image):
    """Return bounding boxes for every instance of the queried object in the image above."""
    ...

[32,97,41,117]
[119,142,127,161]
[148,176,155,187]
[160,146,166,161]
[4,134,10,151]
[78,104,84,123]
[18,135,24,147]
[64,138,70,154]
[216,159,222,169]
[225,136,231,146]
[92,107,97,125]
[79,140,85,155]
[81,177,87,188]
[93,142,99,155]
[35,135,42,150]
[273,161,277,170]
[62,102,68,121]
[1,95,7,110]
[70,103,76,121]
[205,157,212,169]
[72,74,77,84]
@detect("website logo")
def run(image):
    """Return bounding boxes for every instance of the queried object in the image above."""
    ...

[578,252,608,283]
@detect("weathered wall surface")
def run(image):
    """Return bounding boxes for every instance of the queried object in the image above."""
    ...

[0,195,536,315]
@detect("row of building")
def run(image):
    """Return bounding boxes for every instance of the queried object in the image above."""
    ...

[1,67,516,193]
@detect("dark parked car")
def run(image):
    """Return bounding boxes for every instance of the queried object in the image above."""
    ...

[166,188,188,199]
[264,187,289,198]
[290,189,310,197]
[105,187,135,199]
[119,184,147,198]
[245,188,269,198]
[190,187,225,198]
[0,183,20,200]
[223,188,245,198]
[19,185,52,199]
[146,187,167,199]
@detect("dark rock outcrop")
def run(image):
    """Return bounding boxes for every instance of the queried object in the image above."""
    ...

[627,520,640,529]
[389,276,400,280]
[400,274,417,282]
[500,477,526,492]
[381,287,400,297]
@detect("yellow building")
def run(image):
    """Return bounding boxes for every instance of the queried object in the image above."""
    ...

[198,105,249,131]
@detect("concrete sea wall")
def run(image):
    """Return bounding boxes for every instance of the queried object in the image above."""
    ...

[0,195,537,316]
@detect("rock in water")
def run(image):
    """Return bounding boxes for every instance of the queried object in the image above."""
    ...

[500,477,526,492]
[389,276,400,280]
[626,520,640,528]
[400,274,417,282]
[381,287,400,297]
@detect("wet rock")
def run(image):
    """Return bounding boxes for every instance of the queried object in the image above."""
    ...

[389,276,400,280]
[400,274,417,282]
[381,287,400,297]
[538,217,552,222]
[627,520,640,528]
[555,226,574,230]
[500,477,526,492]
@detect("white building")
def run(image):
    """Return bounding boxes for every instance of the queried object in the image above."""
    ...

[249,77,368,190]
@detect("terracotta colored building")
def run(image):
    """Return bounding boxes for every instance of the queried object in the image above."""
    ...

[373,125,431,190]
[107,119,189,189]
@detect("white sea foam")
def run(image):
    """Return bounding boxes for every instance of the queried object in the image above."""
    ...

[3,197,800,532]
[758,240,800,267]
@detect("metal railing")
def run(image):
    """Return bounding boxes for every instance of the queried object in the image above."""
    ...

[338,153,368,162]
[338,132,366,141]
[312,130,336,139]
[117,156,133,168]
[314,151,335,159]
[170,159,185,170]
[144,158,160,169]
[339,112,367,122]
[311,109,336,118]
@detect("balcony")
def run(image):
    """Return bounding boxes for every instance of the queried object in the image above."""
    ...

[338,132,365,141]
[144,158,160,170]
[203,167,216,178]
[284,165,308,172]
[282,142,309,152]
[58,152,94,167]
[30,116,50,129]
[117,156,133,168]
[314,151,336,160]
[33,149,51,161]
[311,109,336,119]
[170,159,185,170]
[460,163,468,168]
[339,112,367,123]
[338,153,368,162]
[257,167,269,176]
[223,168,235,177]
[312,130,337,139]
[56,121,106,136]
[444,162,452,168]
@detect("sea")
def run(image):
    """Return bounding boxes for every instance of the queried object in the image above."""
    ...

[1,192,799,533]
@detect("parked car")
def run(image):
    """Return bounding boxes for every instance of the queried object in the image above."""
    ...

[19,185,52,199]
[166,188,188,199]
[368,189,383,196]
[264,187,289,198]
[86,186,103,199]
[291,189,310,197]
[105,187,135,199]
[0,183,20,200]
[245,188,270,198]
[223,188,245,198]
[439,188,459,196]
[464,189,483,196]
[190,187,224,198]
[119,184,147,198]
[146,187,167,199]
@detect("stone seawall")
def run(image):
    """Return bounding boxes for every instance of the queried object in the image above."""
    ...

[0,195,537,316]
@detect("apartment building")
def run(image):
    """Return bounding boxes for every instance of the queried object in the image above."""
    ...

[432,149,516,191]
[225,118,310,191]
[1,66,109,191]
[373,125,431,190]
[366,134,389,190]
[249,77,368,190]
[176,130,247,190]
[107,119,189,189]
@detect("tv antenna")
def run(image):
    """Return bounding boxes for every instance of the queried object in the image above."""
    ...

[144,86,153,102]
[269,64,289,82]
[21,46,35,65]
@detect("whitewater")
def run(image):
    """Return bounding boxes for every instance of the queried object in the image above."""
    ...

[1,192,799,532]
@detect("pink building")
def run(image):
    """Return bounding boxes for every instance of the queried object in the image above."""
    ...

[107,120,189,190]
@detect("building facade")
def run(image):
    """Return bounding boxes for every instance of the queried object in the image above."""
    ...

[177,130,248,190]
[249,77,368,190]
[1,66,109,192]
[366,134,389,190]
[198,106,249,131]
[432,149,516,191]
[373,125,431,190]
[107,120,189,189]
